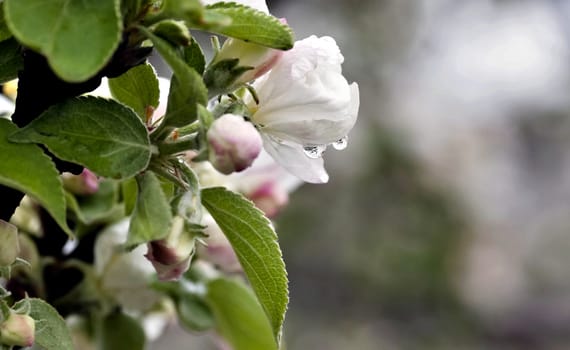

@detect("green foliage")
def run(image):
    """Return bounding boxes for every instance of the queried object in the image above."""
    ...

[201,187,288,340]
[150,0,204,25]
[204,3,294,50]
[108,63,160,120]
[206,278,277,350]
[153,19,192,46]
[9,97,152,179]
[0,5,12,42]
[13,298,74,350]
[71,180,123,225]
[183,38,206,75]
[204,58,252,97]
[177,292,215,331]
[153,279,215,332]
[139,27,207,128]
[98,310,145,350]
[0,119,70,235]
[4,0,122,82]
[127,171,173,248]
[0,1,305,347]
[0,38,22,84]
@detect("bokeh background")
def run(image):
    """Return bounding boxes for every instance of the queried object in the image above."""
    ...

[153,0,570,349]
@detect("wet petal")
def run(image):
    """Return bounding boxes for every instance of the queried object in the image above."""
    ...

[262,134,329,184]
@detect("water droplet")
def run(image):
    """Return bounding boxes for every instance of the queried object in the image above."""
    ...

[332,136,348,150]
[303,144,327,159]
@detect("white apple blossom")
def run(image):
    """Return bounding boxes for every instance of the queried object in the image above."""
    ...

[249,35,360,183]
[94,219,160,312]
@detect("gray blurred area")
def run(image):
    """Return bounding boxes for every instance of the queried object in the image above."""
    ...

[152,0,570,349]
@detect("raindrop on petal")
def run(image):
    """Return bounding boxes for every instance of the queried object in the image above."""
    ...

[303,144,327,159]
[332,136,348,150]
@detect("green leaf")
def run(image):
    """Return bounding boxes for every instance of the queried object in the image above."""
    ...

[201,187,288,340]
[204,3,293,50]
[0,119,70,235]
[206,278,277,350]
[13,298,74,350]
[74,180,123,225]
[139,27,207,128]
[108,63,160,120]
[121,177,138,216]
[4,0,122,82]
[9,96,151,179]
[0,38,23,84]
[147,0,204,25]
[127,171,172,248]
[178,293,215,331]
[183,38,206,75]
[98,310,145,350]
[204,58,252,97]
[153,19,191,46]
[0,5,13,42]
[151,279,214,331]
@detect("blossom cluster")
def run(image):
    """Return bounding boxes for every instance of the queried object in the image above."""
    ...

[0,0,359,347]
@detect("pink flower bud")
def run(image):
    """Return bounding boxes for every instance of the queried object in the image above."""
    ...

[207,114,262,175]
[145,217,195,281]
[62,168,99,195]
[0,313,35,347]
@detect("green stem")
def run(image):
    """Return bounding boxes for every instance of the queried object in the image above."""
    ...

[148,164,189,190]
[157,135,200,156]
[177,121,201,137]
[150,121,174,143]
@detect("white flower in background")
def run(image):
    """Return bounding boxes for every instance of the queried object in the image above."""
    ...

[94,219,160,312]
[249,35,360,183]
[0,94,14,117]
[198,214,241,273]
[228,151,302,217]
[207,114,263,174]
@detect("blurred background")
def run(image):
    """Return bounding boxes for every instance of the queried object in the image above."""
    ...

[153,0,570,349]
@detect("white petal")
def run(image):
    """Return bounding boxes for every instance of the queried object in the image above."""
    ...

[255,69,352,123]
[0,95,14,116]
[258,82,360,145]
[262,135,329,184]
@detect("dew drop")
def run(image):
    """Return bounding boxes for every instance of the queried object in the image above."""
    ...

[303,144,327,159]
[332,136,348,150]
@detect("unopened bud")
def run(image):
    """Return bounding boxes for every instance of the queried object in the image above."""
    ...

[0,220,19,266]
[145,217,196,281]
[207,114,262,175]
[0,313,35,347]
[62,168,99,195]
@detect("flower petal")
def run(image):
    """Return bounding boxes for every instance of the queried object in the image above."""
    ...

[262,134,329,183]
[259,82,360,145]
